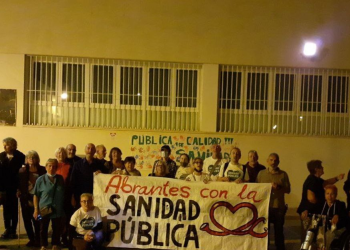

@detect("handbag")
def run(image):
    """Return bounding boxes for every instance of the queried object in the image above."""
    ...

[39,176,58,218]
[40,206,53,217]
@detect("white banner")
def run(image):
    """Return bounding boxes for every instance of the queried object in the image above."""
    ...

[94,174,271,250]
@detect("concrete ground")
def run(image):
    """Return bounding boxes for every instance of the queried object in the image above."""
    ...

[0,208,302,250]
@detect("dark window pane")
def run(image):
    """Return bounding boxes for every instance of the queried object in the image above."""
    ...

[149,68,170,106]
[300,75,322,112]
[219,71,242,109]
[246,73,268,110]
[62,64,85,103]
[176,70,198,108]
[92,65,114,104]
[32,62,56,101]
[327,76,348,113]
[274,74,294,111]
[120,67,142,105]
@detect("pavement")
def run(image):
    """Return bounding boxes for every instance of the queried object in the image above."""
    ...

[0,208,302,250]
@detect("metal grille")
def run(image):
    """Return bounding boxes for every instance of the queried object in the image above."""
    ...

[218,65,350,136]
[24,55,201,131]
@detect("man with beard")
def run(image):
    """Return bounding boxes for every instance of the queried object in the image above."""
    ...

[70,143,106,207]
[243,150,266,183]
[257,153,291,250]
[66,144,81,167]
[185,157,209,183]
[175,153,193,179]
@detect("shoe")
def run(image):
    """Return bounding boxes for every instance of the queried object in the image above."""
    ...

[40,247,47,250]
[1,229,10,239]
[9,233,18,239]
[26,240,36,247]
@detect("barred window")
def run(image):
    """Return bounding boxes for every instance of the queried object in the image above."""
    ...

[24,55,201,131]
[246,73,268,110]
[218,65,350,136]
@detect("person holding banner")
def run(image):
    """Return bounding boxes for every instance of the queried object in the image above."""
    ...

[70,143,106,207]
[257,153,291,250]
[185,157,209,183]
[175,153,193,179]
[243,150,266,183]
[149,160,172,178]
[203,144,226,181]
[105,147,124,174]
[218,147,249,183]
[151,145,177,178]
[123,156,141,176]
[69,193,104,250]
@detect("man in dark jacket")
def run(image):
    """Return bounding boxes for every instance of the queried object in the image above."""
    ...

[0,137,25,238]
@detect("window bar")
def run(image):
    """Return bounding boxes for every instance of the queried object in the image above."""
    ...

[27,56,33,125]
[221,65,226,132]
[228,65,233,132]
[316,68,321,136]
[329,70,334,135]
[344,71,349,136]
[337,71,341,135]
[237,65,242,133]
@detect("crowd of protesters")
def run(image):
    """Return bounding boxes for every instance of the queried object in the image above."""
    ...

[0,137,349,250]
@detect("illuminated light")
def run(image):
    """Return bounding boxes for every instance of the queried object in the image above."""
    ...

[273,125,277,130]
[61,93,68,99]
[137,93,141,96]
[303,42,317,57]
[299,116,303,121]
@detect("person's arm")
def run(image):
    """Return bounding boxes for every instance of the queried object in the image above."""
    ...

[92,222,103,232]
[33,194,40,220]
[324,173,345,186]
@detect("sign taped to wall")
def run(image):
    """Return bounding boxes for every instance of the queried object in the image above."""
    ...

[94,174,271,250]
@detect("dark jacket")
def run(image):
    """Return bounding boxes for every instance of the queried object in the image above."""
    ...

[18,164,46,202]
[0,150,25,192]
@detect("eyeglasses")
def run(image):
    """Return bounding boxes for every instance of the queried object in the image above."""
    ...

[193,161,202,164]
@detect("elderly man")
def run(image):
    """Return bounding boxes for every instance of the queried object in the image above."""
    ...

[243,150,266,183]
[203,144,226,181]
[257,153,291,250]
[175,153,193,179]
[152,145,177,178]
[69,193,103,250]
[95,145,107,165]
[0,137,25,239]
[70,143,106,207]
[66,144,81,167]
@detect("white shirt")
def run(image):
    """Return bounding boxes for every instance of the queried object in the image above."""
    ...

[70,206,102,235]
[219,163,249,182]
[202,156,226,181]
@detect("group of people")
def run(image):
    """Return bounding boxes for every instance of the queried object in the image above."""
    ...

[0,137,349,250]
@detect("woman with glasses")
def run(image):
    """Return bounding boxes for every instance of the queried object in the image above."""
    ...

[148,160,171,178]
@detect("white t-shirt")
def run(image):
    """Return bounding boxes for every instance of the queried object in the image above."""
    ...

[185,173,209,182]
[175,166,193,179]
[219,163,249,182]
[70,206,102,235]
[203,157,226,180]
